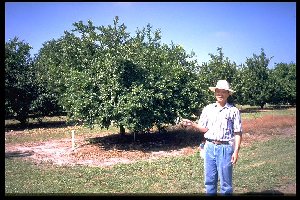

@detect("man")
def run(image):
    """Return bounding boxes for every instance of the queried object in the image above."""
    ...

[182,80,242,195]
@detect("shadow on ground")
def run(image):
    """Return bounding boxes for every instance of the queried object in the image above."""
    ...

[5,118,81,132]
[86,126,205,152]
[5,121,70,132]
[242,190,285,195]
[5,151,34,159]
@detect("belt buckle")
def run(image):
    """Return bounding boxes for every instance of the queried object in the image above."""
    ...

[213,140,222,145]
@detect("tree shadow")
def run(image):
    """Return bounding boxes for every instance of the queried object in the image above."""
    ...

[5,150,34,159]
[86,125,205,152]
[5,121,69,132]
[242,190,285,196]
[5,118,79,132]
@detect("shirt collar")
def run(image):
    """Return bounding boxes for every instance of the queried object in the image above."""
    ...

[213,102,232,109]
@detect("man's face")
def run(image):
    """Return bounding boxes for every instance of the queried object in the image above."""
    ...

[215,88,230,103]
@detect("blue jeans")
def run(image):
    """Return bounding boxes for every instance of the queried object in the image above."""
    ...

[203,141,234,195]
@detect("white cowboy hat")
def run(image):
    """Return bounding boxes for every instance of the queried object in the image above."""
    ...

[209,80,235,94]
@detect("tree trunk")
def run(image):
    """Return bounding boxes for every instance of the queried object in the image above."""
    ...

[16,113,28,127]
[120,125,125,136]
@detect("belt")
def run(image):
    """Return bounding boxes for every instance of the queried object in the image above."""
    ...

[206,138,229,145]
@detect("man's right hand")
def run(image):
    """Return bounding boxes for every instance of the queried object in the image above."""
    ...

[181,119,193,127]
[181,119,208,133]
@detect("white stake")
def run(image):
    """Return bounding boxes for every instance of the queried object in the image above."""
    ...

[72,130,75,150]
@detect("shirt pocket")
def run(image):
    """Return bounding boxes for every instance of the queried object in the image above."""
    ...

[225,117,234,131]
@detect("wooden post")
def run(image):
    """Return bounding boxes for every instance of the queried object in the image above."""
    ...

[72,130,75,150]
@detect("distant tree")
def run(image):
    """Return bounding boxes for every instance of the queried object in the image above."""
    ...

[233,48,272,108]
[198,47,238,104]
[5,37,37,125]
[286,63,296,106]
[231,64,246,105]
[268,62,296,106]
[31,39,65,118]
[35,16,204,133]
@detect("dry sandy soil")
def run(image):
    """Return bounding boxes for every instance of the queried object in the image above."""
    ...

[5,113,296,194]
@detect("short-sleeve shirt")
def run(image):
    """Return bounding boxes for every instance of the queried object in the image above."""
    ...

[198,102,242,141]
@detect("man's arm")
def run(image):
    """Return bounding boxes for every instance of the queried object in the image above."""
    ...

[192,123,208,133]
[181,119,208,133]
[234,132,242,152]
[231,132,242,164]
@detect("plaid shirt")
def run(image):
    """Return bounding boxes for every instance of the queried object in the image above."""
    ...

[198,102,242,141]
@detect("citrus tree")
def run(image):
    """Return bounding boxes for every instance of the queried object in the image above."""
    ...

[232,48,272,108]
[268,62,296,106]
[35,16,204,133]
[5,37,37,125]
[198,47,238,104]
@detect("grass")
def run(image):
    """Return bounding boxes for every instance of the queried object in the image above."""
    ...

[5,151,203,194]
[240,107,295,119]
[233,135,296,194]
[5,134,296,194]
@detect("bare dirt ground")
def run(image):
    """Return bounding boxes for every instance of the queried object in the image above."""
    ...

[5,113,296,194]
[5,130,201,168]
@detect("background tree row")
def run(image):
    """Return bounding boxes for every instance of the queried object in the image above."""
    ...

[5,16,296,131]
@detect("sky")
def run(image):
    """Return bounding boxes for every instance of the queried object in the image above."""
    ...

[5,2,296,68]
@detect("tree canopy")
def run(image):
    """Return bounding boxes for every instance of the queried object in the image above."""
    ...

[5,37,37,124]
[34,16,205,132]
